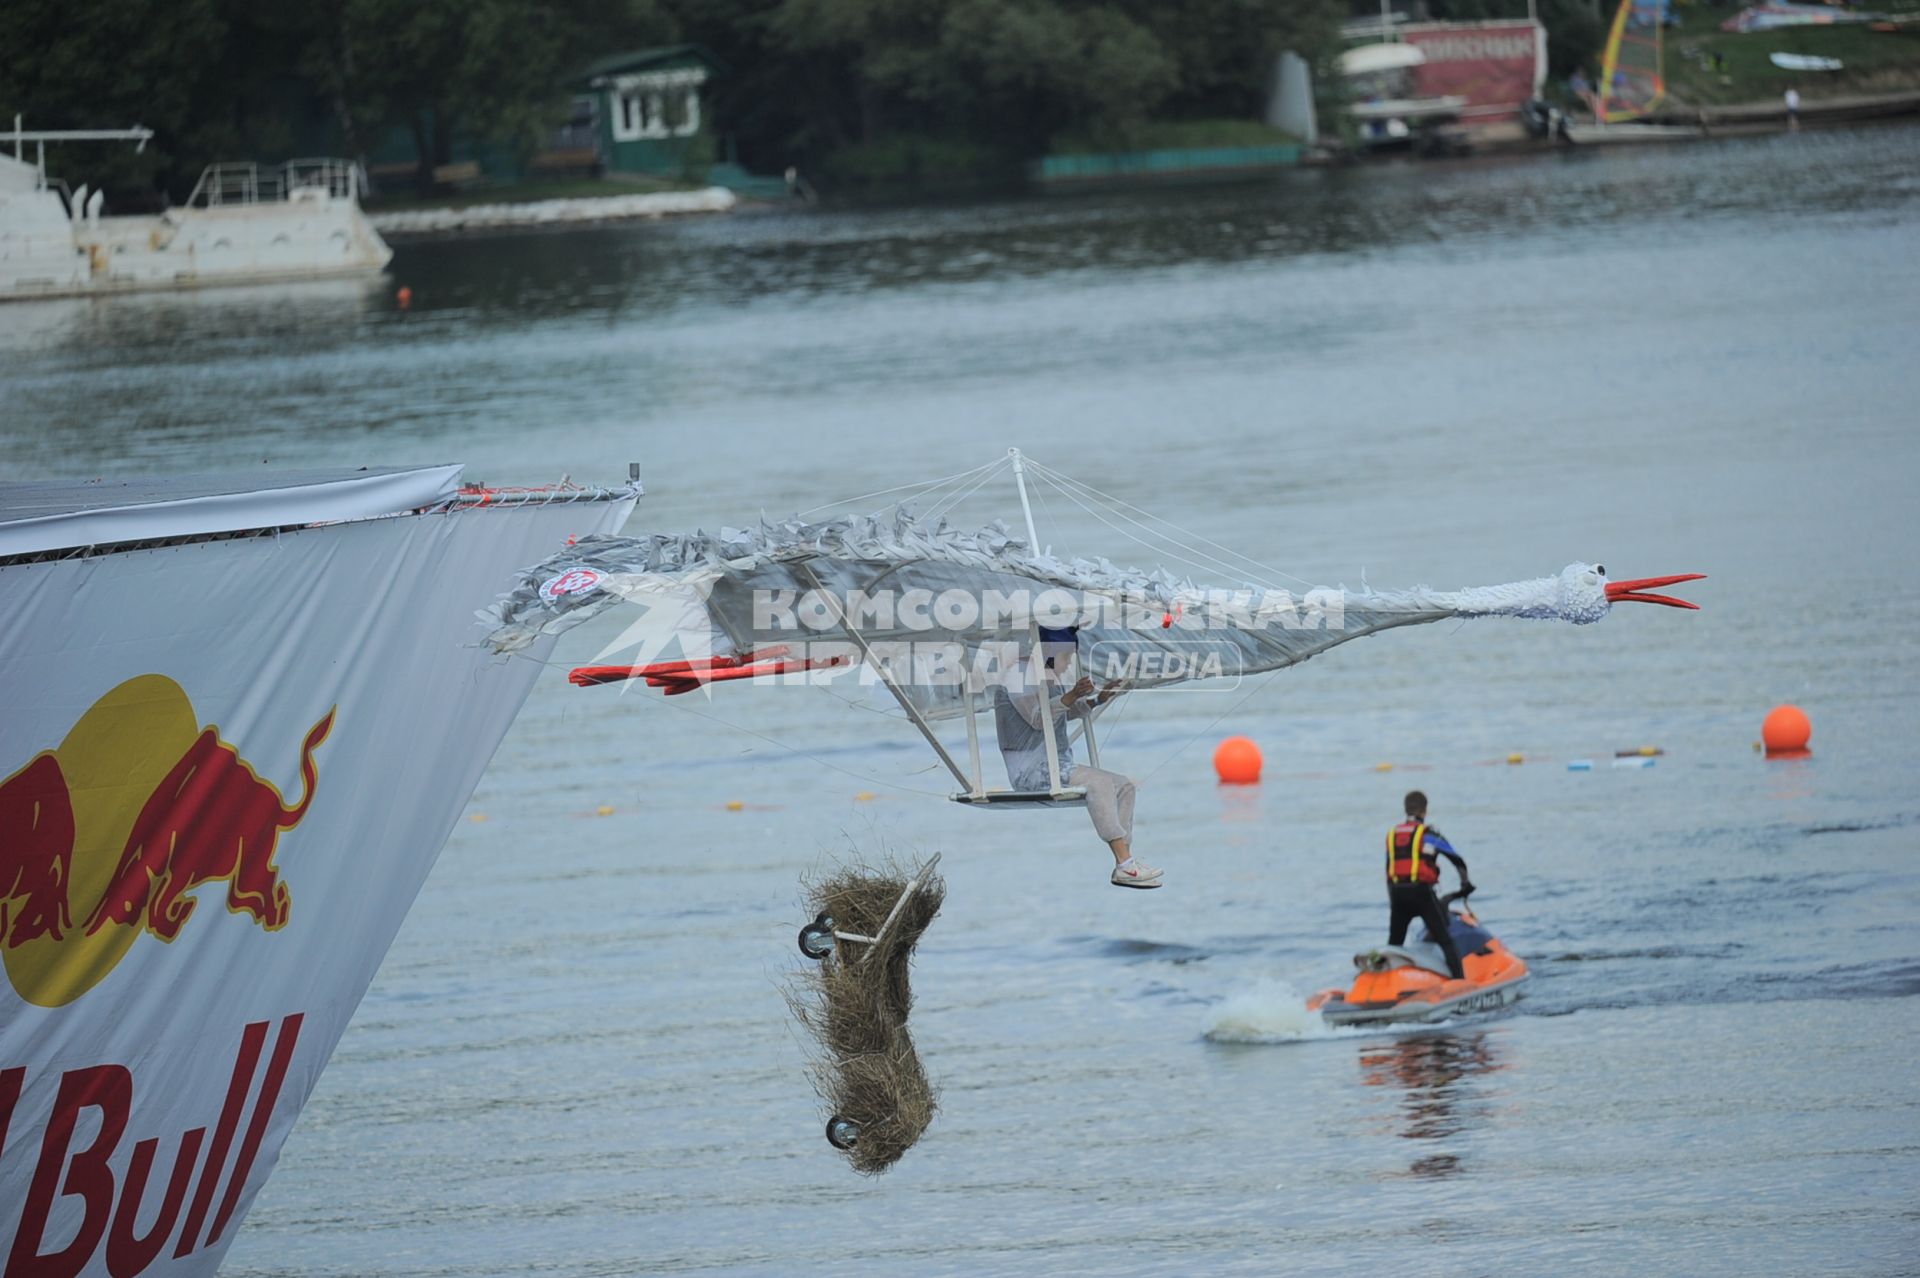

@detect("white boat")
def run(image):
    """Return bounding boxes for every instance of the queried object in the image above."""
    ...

[1348,96,1471,126]
[1339,43,1429,77]
[1339,45,1469,149]
[1,121,392,301]
[1769,52,1843,71]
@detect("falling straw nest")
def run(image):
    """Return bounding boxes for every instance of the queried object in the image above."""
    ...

[787,858,946,1174]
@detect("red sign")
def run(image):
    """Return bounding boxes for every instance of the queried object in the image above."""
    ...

[1402,21,1547,127]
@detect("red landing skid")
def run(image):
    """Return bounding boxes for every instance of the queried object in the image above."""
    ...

[569,647,851,695]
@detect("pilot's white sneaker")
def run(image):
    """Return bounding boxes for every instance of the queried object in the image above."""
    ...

[1110,859,1163,889]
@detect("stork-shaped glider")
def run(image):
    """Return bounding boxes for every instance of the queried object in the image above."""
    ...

[483,452,1703,806]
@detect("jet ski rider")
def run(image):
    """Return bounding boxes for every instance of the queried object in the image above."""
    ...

[1387,791,1474,979]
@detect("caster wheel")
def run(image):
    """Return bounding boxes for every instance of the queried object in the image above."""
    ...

[797,913,835,961]
[826,1115,861,1151]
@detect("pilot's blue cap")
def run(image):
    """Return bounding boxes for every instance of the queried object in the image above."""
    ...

[1037,626,1079,645]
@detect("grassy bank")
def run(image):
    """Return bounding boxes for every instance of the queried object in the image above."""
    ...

[1662,1,1920,106]
[1050,118,1300,155]
[817,119,1303,197]
[818,135,1024,197]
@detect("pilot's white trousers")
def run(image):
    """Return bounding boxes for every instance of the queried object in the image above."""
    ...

[1069,765,1136,843]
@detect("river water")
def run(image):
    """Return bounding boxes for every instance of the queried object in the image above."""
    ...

[4,126,1918,1276]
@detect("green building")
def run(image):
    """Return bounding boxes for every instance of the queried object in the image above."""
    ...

[574,45,725,181]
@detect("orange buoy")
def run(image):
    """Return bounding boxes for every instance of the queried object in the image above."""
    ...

[396,285,413,309]
[1762,704,1811,755]
[1213,736,1262,784]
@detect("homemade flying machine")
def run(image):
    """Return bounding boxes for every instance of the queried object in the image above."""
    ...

[482,453,1701,1169]
[483,450,1703,799]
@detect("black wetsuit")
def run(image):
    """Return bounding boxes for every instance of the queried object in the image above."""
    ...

[1388,883,1464,980]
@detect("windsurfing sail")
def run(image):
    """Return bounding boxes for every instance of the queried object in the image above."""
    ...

[1598,0,1669,121]
[482,453,1702,803]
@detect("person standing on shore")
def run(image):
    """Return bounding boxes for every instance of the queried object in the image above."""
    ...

[1570,69,1596,120]
[1785,86,1802,130]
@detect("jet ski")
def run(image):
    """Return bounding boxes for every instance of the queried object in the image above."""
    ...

[1306,890,1528,1027]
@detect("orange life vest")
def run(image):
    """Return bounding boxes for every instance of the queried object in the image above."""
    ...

[1386,820,1439,885]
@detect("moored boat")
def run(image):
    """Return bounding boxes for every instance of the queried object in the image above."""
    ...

[2,121,392,301]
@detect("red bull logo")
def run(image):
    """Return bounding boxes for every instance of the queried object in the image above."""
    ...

[0,675,333,1008]
[1,1014,305,1273]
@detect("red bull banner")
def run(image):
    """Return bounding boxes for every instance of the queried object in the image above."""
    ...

[0,489,633,1276]
[1402,20,1548,127]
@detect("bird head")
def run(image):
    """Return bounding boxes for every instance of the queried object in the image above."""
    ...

[1553,563,1705,623]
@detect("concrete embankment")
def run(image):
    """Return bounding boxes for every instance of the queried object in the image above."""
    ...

[1677,88,1920,127]
[370,187,736,237]
[1557,89,1920,146]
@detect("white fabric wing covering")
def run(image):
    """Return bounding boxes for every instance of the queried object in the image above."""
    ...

[482,509,1474,717]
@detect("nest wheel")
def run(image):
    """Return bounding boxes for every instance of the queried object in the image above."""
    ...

[826,1115,861,1151]
[797,912,835,961]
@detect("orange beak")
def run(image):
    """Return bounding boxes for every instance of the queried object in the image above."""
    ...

[1605,573,1705,609]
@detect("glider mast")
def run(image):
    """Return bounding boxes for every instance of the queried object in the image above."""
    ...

[1009,448,1041,553]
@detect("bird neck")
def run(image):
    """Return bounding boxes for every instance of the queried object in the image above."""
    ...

[1447,574,1565,618]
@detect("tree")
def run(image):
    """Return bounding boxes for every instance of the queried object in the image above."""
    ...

[681,0,1342,177]
[0,0,227,204]
[935,1,1178,151]
[0,0,1347,202]
[1538,0,1605,80]
[301,0,672,189]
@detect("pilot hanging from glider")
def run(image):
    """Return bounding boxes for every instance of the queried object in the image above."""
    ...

[995,626,1162,888]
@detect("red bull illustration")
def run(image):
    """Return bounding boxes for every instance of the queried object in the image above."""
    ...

[0,755,76,952]
[0,675,333,1008]
[85,709,334,942]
